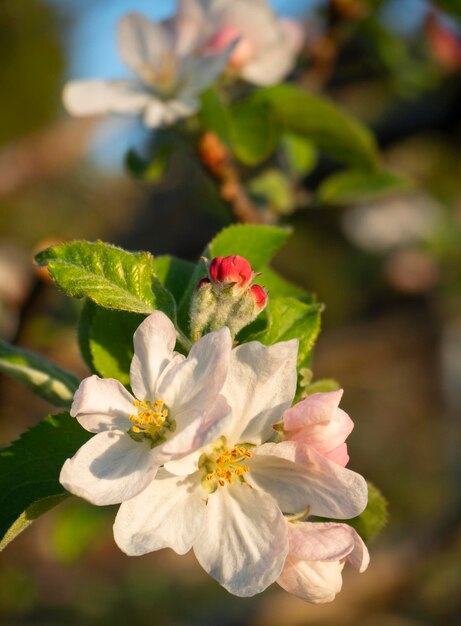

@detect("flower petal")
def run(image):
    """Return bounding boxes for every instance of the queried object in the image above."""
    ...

[151,395,231,466]
[63,80,149,116]
[277,557,344,604]
[114,469,205,556]
[241,35,296,85]
[163,394,232,474]
[194,484,288,597]
[158,326,232,415]
[222,339,298,445]
[283,390,354,456]
[129,311,178,400]
[60,431,157,505]
[251,442,368,519]
[287,522,356,562]
[70,375,135,433]
[117,12,173,75]
[347,527,370,572]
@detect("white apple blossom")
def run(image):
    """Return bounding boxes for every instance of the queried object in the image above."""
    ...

[60,311,232,506]
[113,339,368,597]
[63,3,234,128]
[201,0,305,85]
[277,521,370,603]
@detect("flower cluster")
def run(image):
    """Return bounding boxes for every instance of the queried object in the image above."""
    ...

[61,255,369,602]
[63,0,304,128]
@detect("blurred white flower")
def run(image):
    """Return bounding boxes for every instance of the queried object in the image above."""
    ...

[113,339,368,597]
[63,4,234,128]
[277,521,369,603]
[202,0,304,85]
[60,312,232,505]
[342,192,441,253]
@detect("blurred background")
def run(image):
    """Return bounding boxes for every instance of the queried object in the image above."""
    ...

[2,0,461,624]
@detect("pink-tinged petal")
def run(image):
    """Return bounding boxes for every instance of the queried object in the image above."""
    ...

[63,80,149,117]
[283,390,344,431]
[287,522,356,562]
[278,556,344,604]
[252,442,368,519]
[129,311,177,400]
[158,326,231,415]
[117,13,173,75]
[346,527,370,572]
[70,376,135,433]
[194,484,288,597]
[114,469,205,556]
[151,395,231,465]
[60,431,157,505]
[324,443,349,467]
[223,339,298,446]
[283,391,354,456]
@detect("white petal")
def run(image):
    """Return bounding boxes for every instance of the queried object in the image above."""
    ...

[163,394,232,474]
[151,395,231,465]
[287,522,356,562]
[194,484,288,596]
[118,13,173,75]
[70,375,135,433]
[158,326,231,415]
[114,469,205,556]
[60,431,157,505]
[172,0,210,55]
[251,442,368,519]
[179,47,236,98]
[129,311,177,400]
[63,80,149,116]
[278,556,344,604]
[242,38,296,85]
[143,97,199,128]
[223,339,298,445]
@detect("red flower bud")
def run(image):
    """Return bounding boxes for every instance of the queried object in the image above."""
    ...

[250,284,268,310]
[196,277,211,291]
[209,255,253,288]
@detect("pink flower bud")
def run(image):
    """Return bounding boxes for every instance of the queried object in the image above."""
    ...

[209,255,253,287]
[196,277,211,291]
[250,284,268,310]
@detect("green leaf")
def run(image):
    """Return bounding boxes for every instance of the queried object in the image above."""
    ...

[256,84,379,169]
[125,146,170,183]
[229,100,279,166]
[208,223,292,268]
[248,169,296,215]
[0,339,79,408]
[0,412,92,551]
[199,87,230,145]
[35,240,176,317]
[346,482,388,542]
[318,169,412,205]
[152,255,196,305]
[255,297,322,371]
[280,134,317,179]
[78,301,144,386]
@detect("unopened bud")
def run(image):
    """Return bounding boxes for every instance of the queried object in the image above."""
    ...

[249,284,268,311]
[190,254,268,340]
[209,255,253,288]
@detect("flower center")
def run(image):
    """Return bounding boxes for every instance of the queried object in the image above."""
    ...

[137,53,178,96]
[128,399,175,446]
[199,437,254,493]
